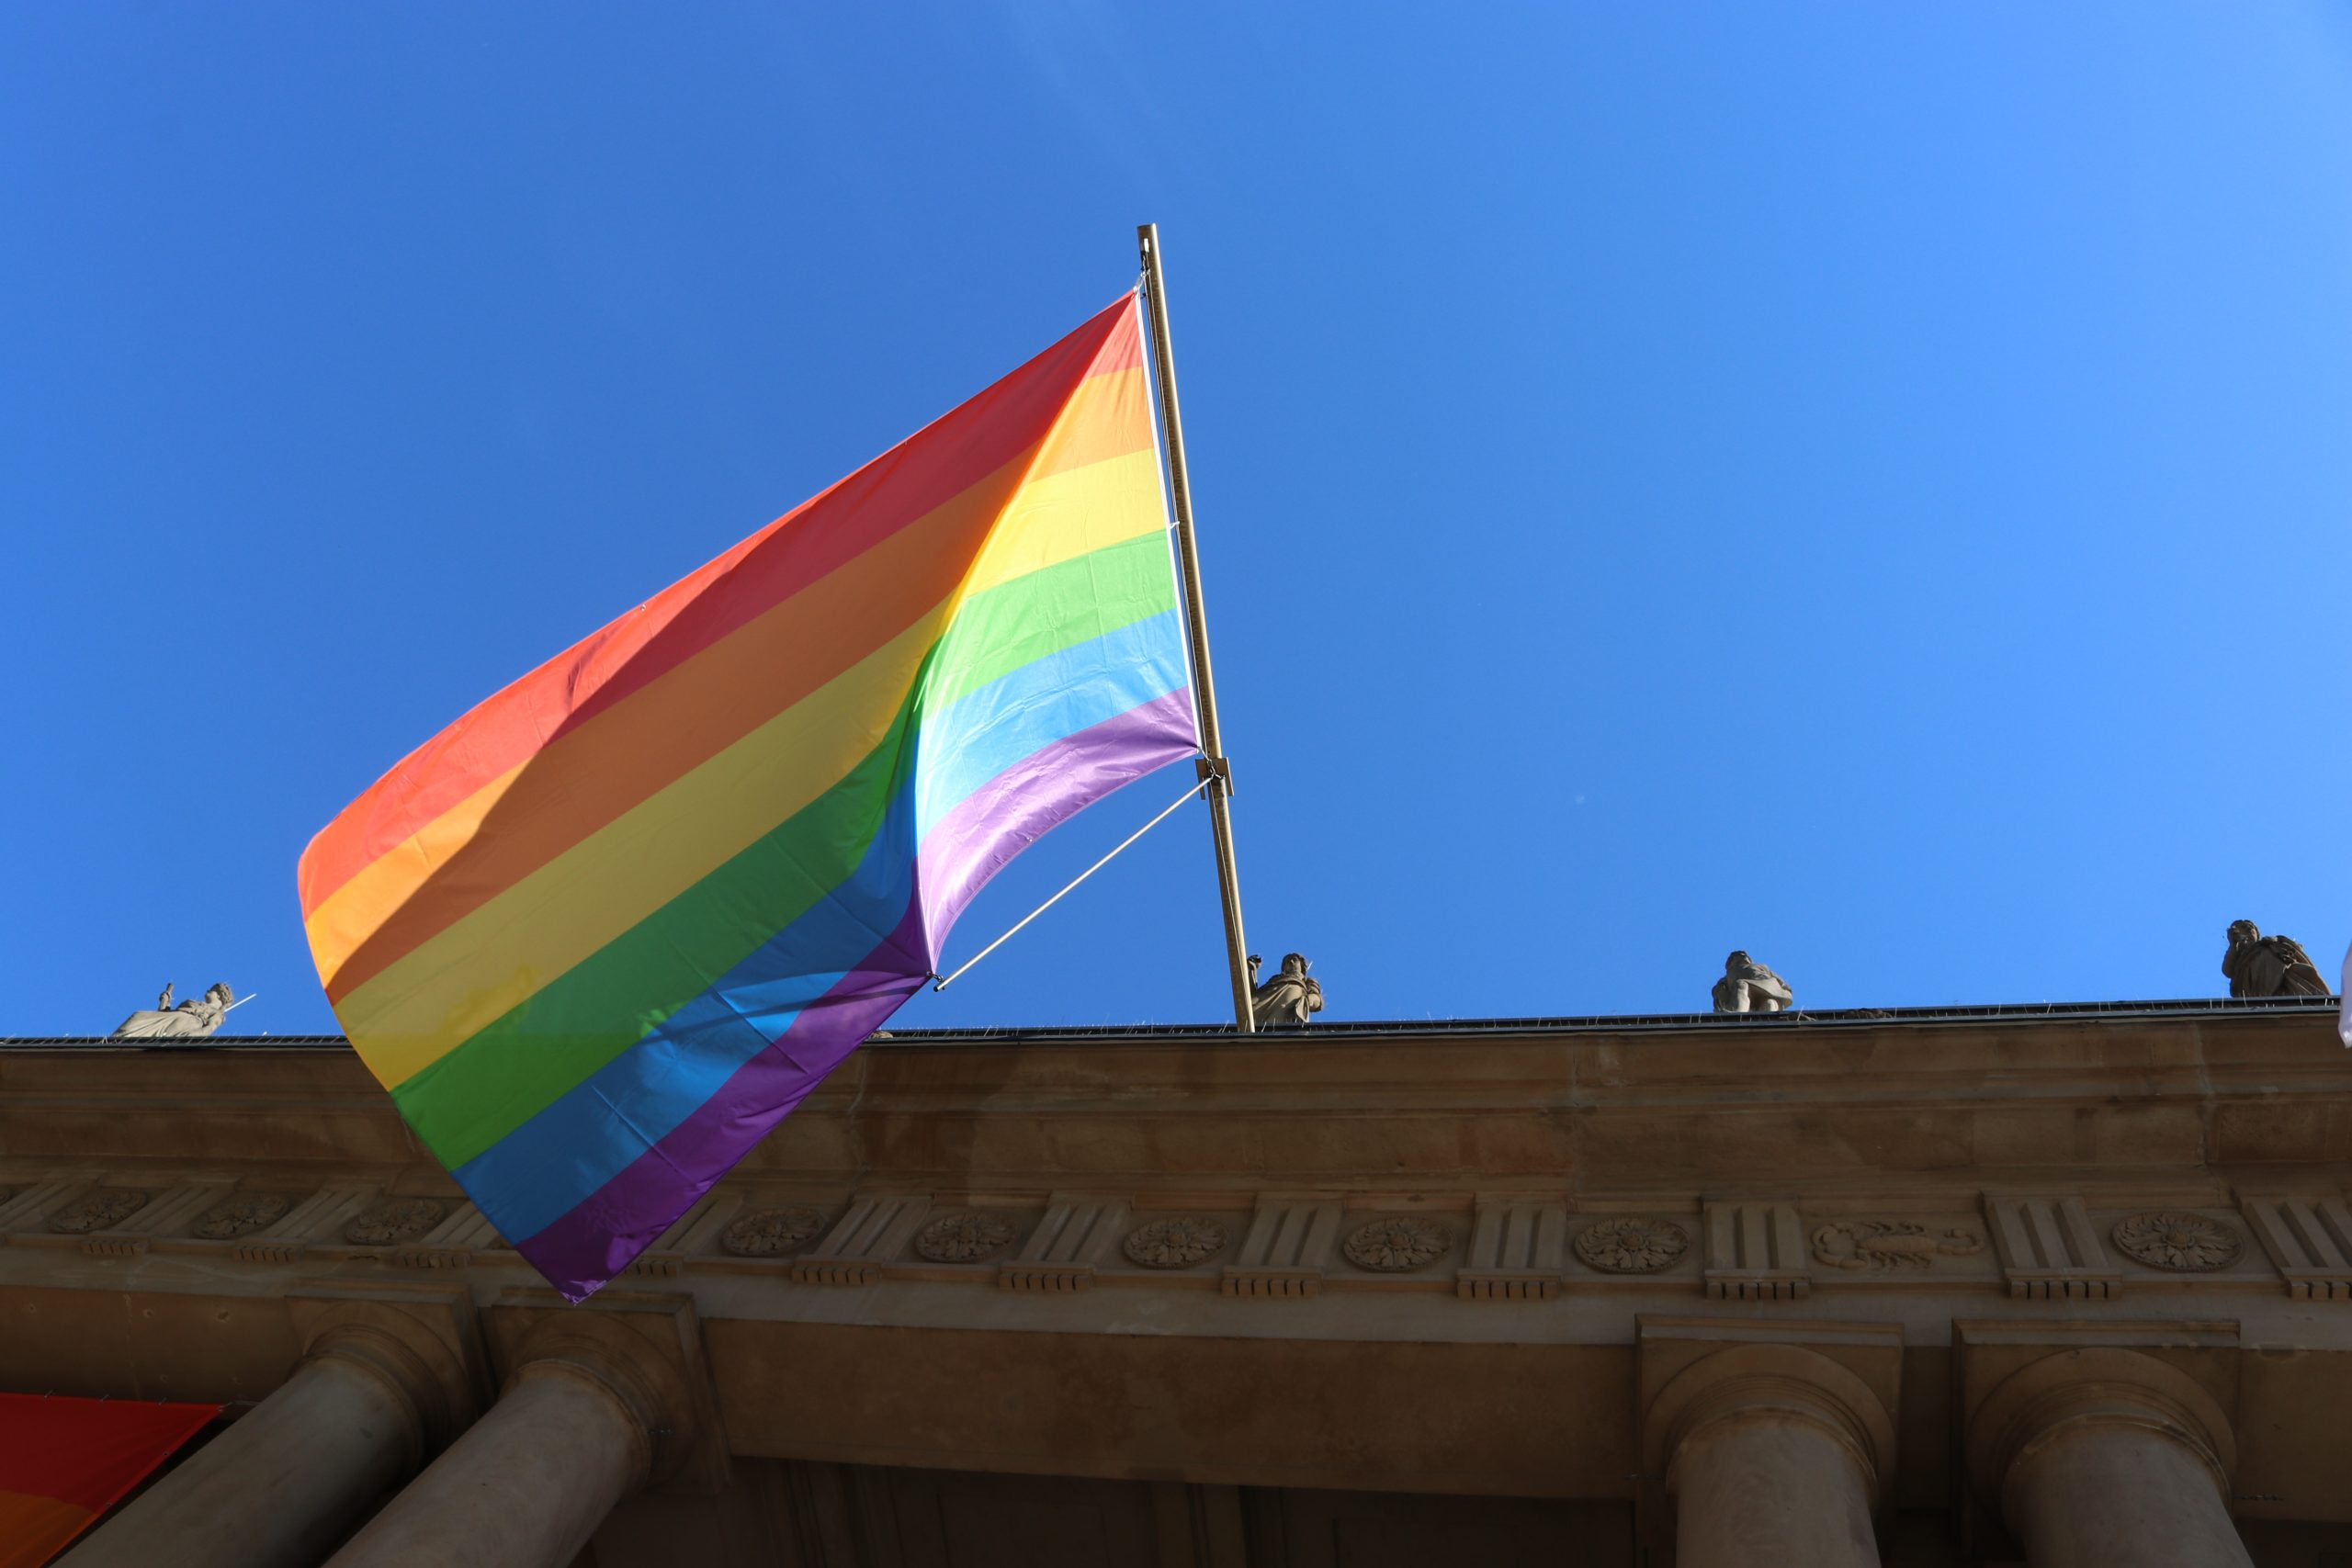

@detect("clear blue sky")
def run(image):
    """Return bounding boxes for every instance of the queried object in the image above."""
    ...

[5,4,2347,1036]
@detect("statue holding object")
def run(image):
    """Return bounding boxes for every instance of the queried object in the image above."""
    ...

[2222,921,2329,998]
[111,982,239,1040]
[1249,953,1324,1027]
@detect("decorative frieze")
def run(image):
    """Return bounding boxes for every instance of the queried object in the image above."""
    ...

[719,1207,827,1258]
[1000,1195,1130,1291]
[1341,1217,1450,1274]
[386,1202,504,1268]
[1703,1202,1810,1300]
[1123,1216,1227,1270]
[74,1181,247,1256]
[48,1188,150,1235]
[231,1183,381,1263]
[1223,1198,1342,1298]
[190,1193,293,1241]
[2241,1194,2352,1300]
[0,1179,92,1239]
[1984,1196,2120,1300]
[21,1179,246,1257]
[1459,1199,1568,1299]
[345,1198,447,1247]
[792,1194,931,1284]
[2110,1212,2242,1273]
[1574,1218,1689,1276]
[1810,1219,1984,1274]
[0,1158,2312,1322]
[914,1211,1019,1264]
[616,1193,738,1277]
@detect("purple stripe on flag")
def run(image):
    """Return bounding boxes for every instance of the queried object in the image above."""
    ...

[913,686,1198,966]
[514,903,928,1300]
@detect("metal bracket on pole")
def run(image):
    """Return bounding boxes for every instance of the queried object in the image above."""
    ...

[1193,755,1233,795]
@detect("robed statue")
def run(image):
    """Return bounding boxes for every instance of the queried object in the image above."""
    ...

[111,982,238,1040]
[2222,921,2329,998]
[1712,951,1793,1014]
[1249,953,1324,1027]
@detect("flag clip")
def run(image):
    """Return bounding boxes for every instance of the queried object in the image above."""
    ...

[1194,755,1233,796]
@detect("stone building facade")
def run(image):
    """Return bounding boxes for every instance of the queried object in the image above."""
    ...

[2,997,2347,1566]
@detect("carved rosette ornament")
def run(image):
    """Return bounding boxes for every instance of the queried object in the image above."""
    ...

[1341,1217,1450,1273]
[343,1198,447,1247]
[914,1211,1019,1263]
[1810,1219,1984,1273]
[1572,1218,1689,1274]
[2111,1211,2242,1272]
[719,1206,827,1258]
[47,1189,150,1235]
[1123,1217,1228,1269]
[190,1193,292,1241]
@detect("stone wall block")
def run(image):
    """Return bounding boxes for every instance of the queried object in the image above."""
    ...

[2240,1194,2352,1301]
[1984,1196,2121,1299]
[1702,1201,1811,1300]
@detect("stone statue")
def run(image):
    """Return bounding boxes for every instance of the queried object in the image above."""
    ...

[111,982,237,1040]
[1249,953,1324,1027]
[2222,921,2329,998]
[1712,951,1792,1014]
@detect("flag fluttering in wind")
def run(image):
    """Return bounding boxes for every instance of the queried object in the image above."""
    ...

[0,1393,217,1566]
[2339,942,2350,1048]
[300,296,1198,1298]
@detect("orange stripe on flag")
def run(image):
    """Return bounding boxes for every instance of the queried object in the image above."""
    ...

[0,1489,96,1568]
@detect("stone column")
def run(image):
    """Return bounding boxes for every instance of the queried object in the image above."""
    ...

[62,1325,449,1568]
[323,1344,661,1568]
[1643,1344,1894,1568]
[1967,1348,2253,1568]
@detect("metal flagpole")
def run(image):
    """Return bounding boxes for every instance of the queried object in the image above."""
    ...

[1136,223,1256,1033]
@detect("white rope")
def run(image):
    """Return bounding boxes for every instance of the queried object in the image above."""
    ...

[932,774,1204,992]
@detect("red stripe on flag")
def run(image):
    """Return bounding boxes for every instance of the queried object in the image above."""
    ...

[297,294,1140,917]
[0,1393,216,1564]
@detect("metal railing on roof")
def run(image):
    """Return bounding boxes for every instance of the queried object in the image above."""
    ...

[0,993,2337,1052]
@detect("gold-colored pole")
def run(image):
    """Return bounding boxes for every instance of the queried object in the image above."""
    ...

[1136,223,1255,1033]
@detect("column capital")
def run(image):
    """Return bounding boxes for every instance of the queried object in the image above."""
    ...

[288,1285,490,1454]
[1643,1342,1898,1506]
[481,1290,727,1494]
[1965,1346,2238,1521]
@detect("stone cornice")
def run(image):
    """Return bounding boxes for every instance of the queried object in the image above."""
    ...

[0,1009,2341,1193]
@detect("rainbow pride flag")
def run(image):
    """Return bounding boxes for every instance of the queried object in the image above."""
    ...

[300,296,1198,1299]
[0,1393,217,1565]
